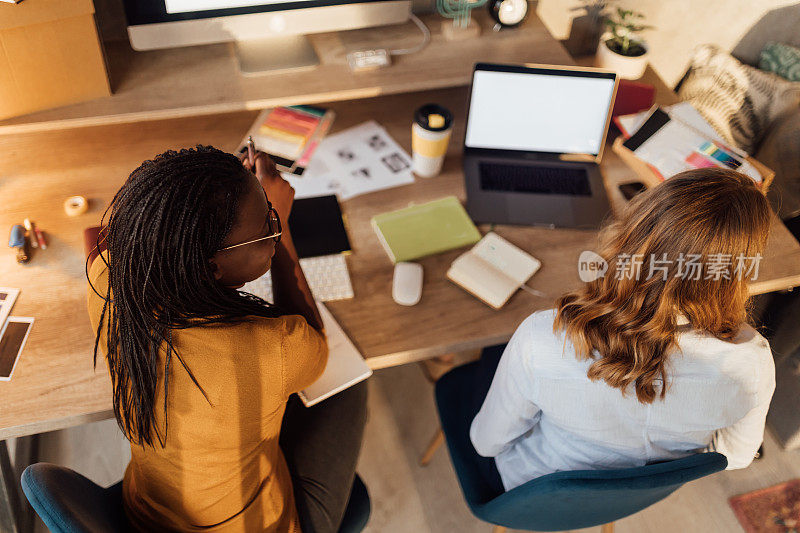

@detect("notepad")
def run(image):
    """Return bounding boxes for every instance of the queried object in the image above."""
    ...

[371,196,481,263]
[299,303,372,407]
[288,195,351,259]
[447,232,541,309]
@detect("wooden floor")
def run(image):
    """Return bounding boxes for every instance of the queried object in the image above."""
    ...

[16,360,800,533]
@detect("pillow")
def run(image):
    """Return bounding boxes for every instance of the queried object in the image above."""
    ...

[760,42,800,82]
[677,44,800,154]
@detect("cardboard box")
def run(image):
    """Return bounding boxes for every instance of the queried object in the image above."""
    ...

[0,0,110,120]
[612,137,774,194]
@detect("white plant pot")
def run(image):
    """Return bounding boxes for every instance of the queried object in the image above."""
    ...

[596,34,648,80]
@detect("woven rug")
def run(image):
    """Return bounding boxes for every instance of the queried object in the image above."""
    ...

[729,479,800,532]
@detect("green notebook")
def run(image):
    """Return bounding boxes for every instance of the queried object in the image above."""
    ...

[371,196,481,263]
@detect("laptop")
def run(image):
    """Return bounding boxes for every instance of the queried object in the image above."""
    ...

[463,63,618,228]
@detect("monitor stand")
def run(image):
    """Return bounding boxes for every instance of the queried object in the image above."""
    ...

[235,35,319,76]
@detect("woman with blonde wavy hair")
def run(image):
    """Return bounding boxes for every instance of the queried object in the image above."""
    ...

[470,168,776,492]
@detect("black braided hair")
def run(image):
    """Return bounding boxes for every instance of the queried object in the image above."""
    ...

[88,145,283,447]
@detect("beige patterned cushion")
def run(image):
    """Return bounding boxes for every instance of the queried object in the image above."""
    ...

[678,44,800,154]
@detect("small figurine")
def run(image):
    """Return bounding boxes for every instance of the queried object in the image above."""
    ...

[9,224,29,264]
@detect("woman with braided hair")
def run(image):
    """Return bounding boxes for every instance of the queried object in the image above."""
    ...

[87,145,366,532]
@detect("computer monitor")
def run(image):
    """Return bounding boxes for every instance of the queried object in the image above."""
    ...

[122,0,411,75]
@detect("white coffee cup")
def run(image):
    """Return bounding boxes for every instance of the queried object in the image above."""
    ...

[412,104,453,178]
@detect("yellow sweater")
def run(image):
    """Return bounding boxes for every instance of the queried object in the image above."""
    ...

[88,254,327,532]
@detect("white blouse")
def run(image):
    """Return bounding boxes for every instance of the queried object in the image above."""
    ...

[470,309,775,491]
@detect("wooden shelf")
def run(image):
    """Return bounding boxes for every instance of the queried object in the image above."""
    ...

[0,11,572,134]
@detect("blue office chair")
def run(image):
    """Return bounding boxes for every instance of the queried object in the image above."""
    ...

[435,359,729,532]
[21,463,370,533]
[20,464,126,533]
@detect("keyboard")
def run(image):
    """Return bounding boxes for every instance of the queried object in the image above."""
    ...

[479,162,591,196]
[242,254,354,303]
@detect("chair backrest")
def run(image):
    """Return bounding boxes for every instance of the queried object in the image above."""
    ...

[21,463,127,533]
[475,452,727,531]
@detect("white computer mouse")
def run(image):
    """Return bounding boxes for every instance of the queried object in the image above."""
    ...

[392,262,423,306]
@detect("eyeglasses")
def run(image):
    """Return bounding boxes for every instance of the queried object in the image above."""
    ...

[218,203,282,251]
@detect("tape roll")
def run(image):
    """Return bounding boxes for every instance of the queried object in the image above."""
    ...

[64,196,88,217]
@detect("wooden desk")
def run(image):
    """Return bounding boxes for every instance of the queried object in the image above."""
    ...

[2,81,800,443]
[0,11,572,135]
[3,53,800,532]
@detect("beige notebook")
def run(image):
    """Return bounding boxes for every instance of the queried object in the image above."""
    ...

[447,233,541,309]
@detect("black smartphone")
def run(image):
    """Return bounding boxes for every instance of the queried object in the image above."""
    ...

[619,182,647,201]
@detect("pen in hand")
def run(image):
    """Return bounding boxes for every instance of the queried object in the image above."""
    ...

[247,136,256,168]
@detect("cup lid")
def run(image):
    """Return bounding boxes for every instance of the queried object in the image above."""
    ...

[414,103,453,132]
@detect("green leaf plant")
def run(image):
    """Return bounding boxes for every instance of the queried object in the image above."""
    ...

[603,7,652,57]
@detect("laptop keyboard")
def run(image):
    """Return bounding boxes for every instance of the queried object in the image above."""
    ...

[479,162,591,196]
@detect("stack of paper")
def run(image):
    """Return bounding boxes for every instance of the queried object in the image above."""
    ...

[619,103,762,182]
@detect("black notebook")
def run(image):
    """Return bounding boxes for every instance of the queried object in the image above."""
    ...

[287,195,351,259]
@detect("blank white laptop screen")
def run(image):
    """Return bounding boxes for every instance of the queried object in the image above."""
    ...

[465,69,616,155]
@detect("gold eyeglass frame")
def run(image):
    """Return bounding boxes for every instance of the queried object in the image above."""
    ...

[218,203,282,251]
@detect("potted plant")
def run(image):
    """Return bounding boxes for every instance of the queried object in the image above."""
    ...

[597,7,652,79]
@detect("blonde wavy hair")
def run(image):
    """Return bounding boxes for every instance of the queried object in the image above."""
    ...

[554,168,771,403]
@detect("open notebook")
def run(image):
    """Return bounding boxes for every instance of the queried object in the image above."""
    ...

[447,232,541,309]
[299,303,372,407]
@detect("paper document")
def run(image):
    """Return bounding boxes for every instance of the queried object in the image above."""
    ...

[627,103,761,182]
[285,121,415,200]
[0,288,20,332]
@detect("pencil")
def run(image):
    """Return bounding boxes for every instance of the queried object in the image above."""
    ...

[247,136,256,168]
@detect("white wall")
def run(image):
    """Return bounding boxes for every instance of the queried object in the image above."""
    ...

[535,0,800,87]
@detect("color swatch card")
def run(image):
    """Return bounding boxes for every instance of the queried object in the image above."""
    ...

[242,105,335,175]
[686,141,743,170]
[292,121,415,200]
